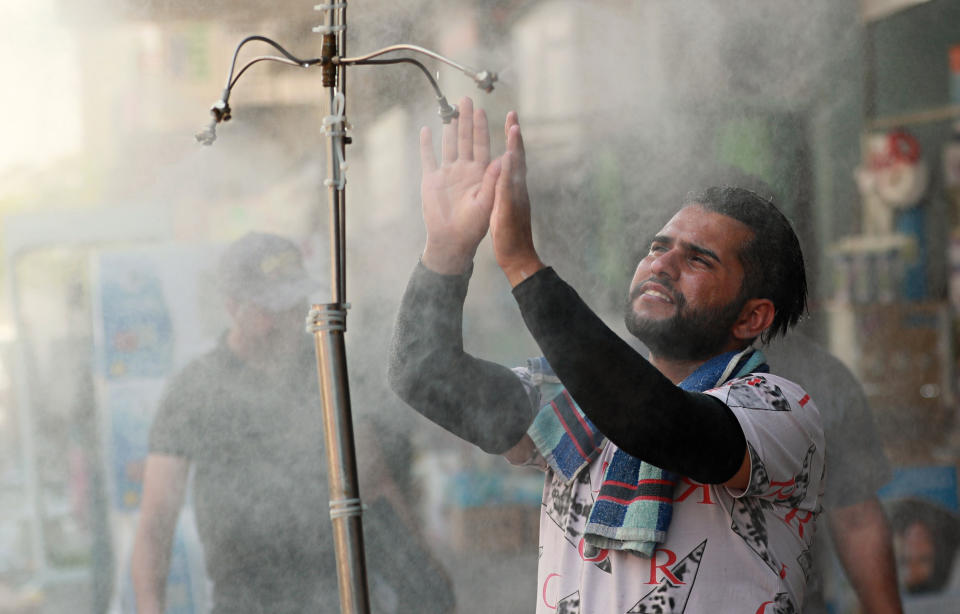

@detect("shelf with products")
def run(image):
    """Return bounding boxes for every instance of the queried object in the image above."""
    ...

[866,103,960,131]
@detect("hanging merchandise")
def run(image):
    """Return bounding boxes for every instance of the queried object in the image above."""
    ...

[849,129,929,302]
[855,130,929,236]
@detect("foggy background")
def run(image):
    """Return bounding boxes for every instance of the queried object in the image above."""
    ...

[1,0,959,612]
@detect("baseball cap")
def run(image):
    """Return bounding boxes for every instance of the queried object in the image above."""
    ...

[217,232,322,312]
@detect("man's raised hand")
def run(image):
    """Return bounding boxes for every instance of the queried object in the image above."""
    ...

[491,111,544,287]
[420,97,502,275]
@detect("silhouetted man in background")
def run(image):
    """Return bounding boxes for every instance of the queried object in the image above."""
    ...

[132,232,454,614]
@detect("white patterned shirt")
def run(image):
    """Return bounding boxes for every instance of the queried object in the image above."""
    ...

[517,372,824,614]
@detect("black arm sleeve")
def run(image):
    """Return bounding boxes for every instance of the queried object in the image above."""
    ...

[387,261,535,454]
[513,267,746,484]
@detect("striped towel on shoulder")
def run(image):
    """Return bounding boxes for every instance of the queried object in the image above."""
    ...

[526,347,768,556]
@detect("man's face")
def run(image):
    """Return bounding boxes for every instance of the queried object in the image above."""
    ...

[234,301,305,356]
[624,205,753,361]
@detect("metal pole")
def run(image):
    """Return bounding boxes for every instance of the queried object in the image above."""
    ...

[338,0,348,303]
[308,305,369,614]
[309,2,371,613]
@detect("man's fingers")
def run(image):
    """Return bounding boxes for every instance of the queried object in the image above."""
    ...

[474,108,490,165]
[476,157,501,212]
[504,111,519,138]
[495,151,514,210]
[506,122,527,174]
[441,114,458,164]
[419,126,438,173]
[458,97,474,161]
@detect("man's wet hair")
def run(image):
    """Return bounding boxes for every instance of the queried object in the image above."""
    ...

[684,185,807,343]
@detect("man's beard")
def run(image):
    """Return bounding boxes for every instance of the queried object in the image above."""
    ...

[624,279,746,362]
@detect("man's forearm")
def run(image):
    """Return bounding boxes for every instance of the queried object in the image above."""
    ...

[131,455,189,614]
[388,261,534,454]
[829,498,903,614]
[512,267,746,483]
[131,530,173,614]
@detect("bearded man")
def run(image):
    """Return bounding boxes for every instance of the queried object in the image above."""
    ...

[388,97,823,613]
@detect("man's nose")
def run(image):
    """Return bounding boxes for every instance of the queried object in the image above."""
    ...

[649,248,680,279]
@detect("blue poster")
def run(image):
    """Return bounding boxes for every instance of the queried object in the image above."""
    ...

[91,244,221,613]
[103,381,163,512]
[96,254,174,380]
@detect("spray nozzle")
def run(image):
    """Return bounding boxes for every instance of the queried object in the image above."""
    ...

[210,99,232,123]
[472,70,497,93]
[437,97,459,124]
[195,99,232,146]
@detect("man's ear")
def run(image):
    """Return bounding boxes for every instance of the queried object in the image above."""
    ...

[732,298,775,342]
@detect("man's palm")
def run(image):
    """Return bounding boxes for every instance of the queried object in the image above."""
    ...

[419,98,500,274]
[422,156,492,244]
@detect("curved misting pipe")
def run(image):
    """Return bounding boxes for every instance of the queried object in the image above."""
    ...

[195,33,498,146]
[338,43,497,92]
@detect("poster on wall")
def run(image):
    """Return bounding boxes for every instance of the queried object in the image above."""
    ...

[102,380,165,512]
[95,254,174,380]
[92,244,223,511]
[91,243,223,614]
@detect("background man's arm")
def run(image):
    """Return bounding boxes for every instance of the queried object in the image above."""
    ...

[766,335,902,613]
[131,454,190,614]
[830,497,903,614]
